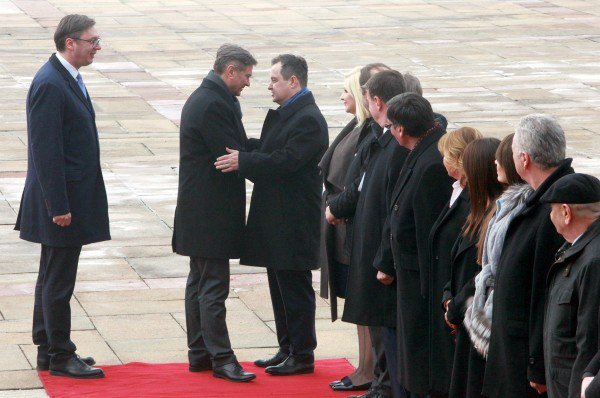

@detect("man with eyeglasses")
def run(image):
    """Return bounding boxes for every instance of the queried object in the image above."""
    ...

[15,14,108,379]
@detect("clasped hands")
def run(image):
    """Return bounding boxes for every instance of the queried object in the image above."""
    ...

[52,212,72,227]
[215,147,239,173]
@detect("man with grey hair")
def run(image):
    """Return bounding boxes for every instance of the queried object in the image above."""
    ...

[483,114,574,398]
[172,43,257,383]
[540,173,600,398]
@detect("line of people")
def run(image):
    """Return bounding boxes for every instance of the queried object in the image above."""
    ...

[15,14,600,398]
[319,66,600,398]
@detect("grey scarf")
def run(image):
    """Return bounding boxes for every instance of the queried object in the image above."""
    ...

[463,183,533,358]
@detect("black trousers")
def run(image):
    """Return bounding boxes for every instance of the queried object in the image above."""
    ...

[267,268,316,358]
[370,326,392,396]
[32,244,82,361]
[185,257,236,367]
[384,327,409,398]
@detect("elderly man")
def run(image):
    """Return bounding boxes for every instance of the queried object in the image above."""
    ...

[540,173,600,398]
[15,14,108,379]
[482,114,574,398]
[216,54,328,376]
[173,44,257,383]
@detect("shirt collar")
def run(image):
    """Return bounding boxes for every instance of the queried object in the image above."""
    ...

[282,87,310,108]
[55,52,79,81]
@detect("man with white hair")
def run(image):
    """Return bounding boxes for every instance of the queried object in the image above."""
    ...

[540,173,600,398]
[482,114,574,398]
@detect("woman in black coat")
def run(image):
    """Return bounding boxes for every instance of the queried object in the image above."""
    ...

[318,66,376,391]
[428,127,482,395]
[443,138,503,398]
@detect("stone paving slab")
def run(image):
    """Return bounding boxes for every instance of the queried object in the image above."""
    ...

[1,0,600,395]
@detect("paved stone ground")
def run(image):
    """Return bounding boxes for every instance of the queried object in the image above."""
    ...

[0,0,599,396]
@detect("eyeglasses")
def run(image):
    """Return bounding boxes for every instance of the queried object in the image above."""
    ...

[71,37,101,47]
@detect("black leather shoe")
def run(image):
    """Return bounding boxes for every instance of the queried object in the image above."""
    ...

[265,355,314,376]
[37,354,95,371]
[189,361,212,372]
[213,362,256,383]
[253,351,288,368]
[49,356,104,379]
[330,378,371,391]
[348,389,390,398]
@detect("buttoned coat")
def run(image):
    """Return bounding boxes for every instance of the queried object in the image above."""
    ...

[318,118,373,321]
[15,54,110,247]
[330,132,408,327]
[374,125,453,394]
[427,189,471,394]
[482,159,574,398]
[544,218,600,398]
[239,92,328,270]
[172,73,248,259]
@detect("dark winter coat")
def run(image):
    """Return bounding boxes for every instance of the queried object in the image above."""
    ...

[172,71,247,259]
[374,125,453,394]
[428,188,471,394]
[318,118,373,321]
[239,92,329,270]
[15,54,110,247]
[482,159,574,398]
[544,218,600,398]
[444,229,485,398]
[330,131,408,327]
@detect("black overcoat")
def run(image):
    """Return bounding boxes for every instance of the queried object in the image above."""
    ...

[585,346,600,398]
[374,125,453,394]
[318,118,373,321]
[239,92,328,271]
[427,189,471,394]
[482,159,574,398]
[15,54,110,247]
[172,72,248,259]
[444,229,485,398]
[544,218,600,398]
[330,132,408,327]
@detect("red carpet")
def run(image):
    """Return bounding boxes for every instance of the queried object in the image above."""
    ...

[39,359,356,397]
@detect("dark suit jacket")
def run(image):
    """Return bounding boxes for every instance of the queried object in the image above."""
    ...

[332,131,407,327]
[172,71,248,259]
[15,54,110,247]
[544,218,600,398]
[239,92,328,271]
[483,159,573,398]
[374,125,453,394]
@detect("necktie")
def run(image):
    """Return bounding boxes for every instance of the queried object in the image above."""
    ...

[76,73,87,98]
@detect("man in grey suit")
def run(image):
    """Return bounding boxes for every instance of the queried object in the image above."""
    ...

[172,44,257,383]
[15,14,108,379]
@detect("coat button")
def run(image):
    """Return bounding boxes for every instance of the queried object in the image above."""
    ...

[529,357,535,365]
[393,205,399,211]
[390,233,393,240]
[435,256,439,260]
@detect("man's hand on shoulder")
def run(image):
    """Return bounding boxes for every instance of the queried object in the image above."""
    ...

[215,147,239,173]
[52,212,72,227]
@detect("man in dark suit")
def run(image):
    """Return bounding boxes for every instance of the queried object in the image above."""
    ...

[482,114,573,398]
[374,93,453,397]
[15,14,109,379]
[172,44,257,383]
[216,54,329,376]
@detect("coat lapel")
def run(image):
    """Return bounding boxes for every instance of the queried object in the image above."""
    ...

[49,54,94,115]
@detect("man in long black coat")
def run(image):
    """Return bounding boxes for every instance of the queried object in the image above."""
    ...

[15,15,108,379]
[482,114,574,398]
[172,44,257,383]
[216,54,328,376]
[374,93,453,396]
[540,173,600,398]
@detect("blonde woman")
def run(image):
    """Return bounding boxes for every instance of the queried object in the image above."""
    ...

[319,66,375,392]
[429,127,483,395]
